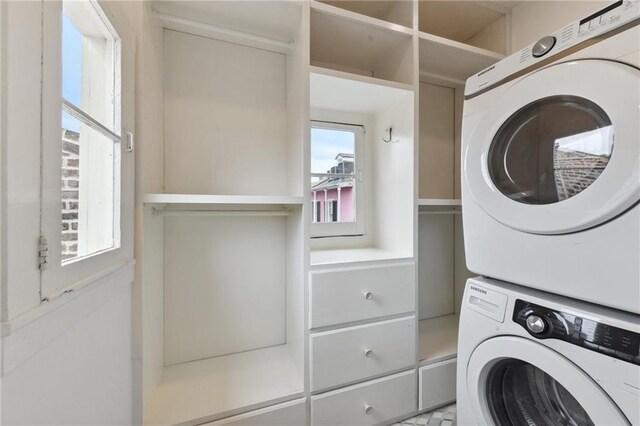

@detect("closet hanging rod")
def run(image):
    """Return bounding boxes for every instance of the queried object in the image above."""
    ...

[154,209,291,217]
[311,120,366,133]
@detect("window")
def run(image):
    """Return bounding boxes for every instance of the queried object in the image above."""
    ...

[310,122,364,237]
[61,0,121,263]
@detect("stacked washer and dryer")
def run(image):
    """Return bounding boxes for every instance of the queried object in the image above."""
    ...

[457,1,640,424]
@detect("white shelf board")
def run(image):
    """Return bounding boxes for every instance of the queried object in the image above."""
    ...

[310,247,412,267]
[418,199,462,207]
[147,344,303,425]
[143,193,304,206]
[310,66,413,115]
[418,314,459,366]
[310,1,413,37]
[419,32,504,84]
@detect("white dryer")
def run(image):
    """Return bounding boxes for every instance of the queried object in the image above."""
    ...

[461,1,640,314]
[457,277,640,425]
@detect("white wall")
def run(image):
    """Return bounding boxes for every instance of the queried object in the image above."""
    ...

[1,1,137,423]
[511,1,610,51]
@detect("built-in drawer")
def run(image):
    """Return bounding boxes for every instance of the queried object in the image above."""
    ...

[310,262,415,329]
[203,398,307,426]
[311,370,416,426]
[310,316,415,392]
[419,358,456,411]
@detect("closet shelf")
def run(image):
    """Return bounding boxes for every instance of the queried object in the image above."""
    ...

[418,31,504,84]
[418,314,459,366]
[418,199,461,207]
[310,247,412,267]
[143,193,304,206]
[310,1,413,37]
[311,65,414,93]
[147,344,304,425]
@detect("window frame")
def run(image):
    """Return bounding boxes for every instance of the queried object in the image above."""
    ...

[39,0,134,300]
[310,121,364,238]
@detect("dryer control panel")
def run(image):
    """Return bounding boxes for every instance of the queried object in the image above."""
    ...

[514,299,640,365]
[466,0,640,97]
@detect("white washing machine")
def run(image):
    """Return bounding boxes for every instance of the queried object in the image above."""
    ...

[461,1,640,314]
[457,277,640,425]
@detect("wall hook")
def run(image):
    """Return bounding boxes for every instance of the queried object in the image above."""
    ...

[383,127,393,143]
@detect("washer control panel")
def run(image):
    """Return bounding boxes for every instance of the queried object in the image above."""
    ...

[466,0,640,96]
[514,299,640,365]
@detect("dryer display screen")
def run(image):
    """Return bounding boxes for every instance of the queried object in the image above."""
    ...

[514,299,640,365]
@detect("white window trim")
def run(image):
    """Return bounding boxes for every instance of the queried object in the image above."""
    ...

[40,0,134,301]
[310,121,365,238]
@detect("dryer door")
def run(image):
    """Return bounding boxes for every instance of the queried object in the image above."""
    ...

[464,60,640,234]
[466,336,630,426]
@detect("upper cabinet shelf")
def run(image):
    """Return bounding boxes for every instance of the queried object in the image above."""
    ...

[311,1,414,34]
[419,33,504,84]
[310,5,414,86]
[418,1,510,55]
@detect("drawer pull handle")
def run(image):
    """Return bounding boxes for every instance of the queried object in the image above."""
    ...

[364,291,374,301]
[364,349,374,358]
[364,405,374,415]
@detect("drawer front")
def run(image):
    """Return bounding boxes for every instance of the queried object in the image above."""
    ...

[310,262,415,328]
[419,359,456,411]
[311,370,417,426]
[204,398,306,426]
[311,317,415,392]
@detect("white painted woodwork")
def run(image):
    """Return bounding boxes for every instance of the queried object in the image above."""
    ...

[310,7,414,84]
[311,1,413,35]
[310,68,413,114]
[418,215,455,320]
[163,29,289,195]
[143,193,304,206]
[419,358,457,411]
[151,1,302,46]
[373,93,415,256]
[418,199,461,207]
[309,262,415,329]
[418,33,504,84]
[454,215,472,314]
[419,82,454,199]
[203,398,307,426]
[467,16,507,55]
[316,1,413,29]
[310,370,417,426]
[418,314,458,365]
[310,247,411,266]
[310,316,416,392]
[163,215,287,365]
[148,344,304,426]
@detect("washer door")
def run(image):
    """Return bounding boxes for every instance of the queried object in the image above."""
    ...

[467,336,630,426]
[464,60,640,234]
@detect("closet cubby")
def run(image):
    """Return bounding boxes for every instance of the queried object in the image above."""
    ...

[308,68,415,265]
[310,4,414,86]
[141,2,308,423]
[418,0,508,54]
[314,0,414,29]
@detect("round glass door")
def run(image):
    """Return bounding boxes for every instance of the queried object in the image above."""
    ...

[488,95,613,205]
[463,60,640,234]
[486,359,594,426]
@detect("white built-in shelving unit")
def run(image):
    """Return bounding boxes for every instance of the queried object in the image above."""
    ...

[138,0,514,423]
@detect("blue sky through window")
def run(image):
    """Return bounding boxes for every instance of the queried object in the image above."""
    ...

[311,128,355,174]
[62,13,82,132]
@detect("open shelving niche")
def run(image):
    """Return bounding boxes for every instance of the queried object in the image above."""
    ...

[308,66,415,267]
[310,2,414,86]
[416,0,512,369]
[141,2,308,424]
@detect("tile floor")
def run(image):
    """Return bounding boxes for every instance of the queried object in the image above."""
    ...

[390,403,456,426]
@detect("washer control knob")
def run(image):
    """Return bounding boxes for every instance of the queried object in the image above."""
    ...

[532,36,556,58]
[526,314,547,334]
